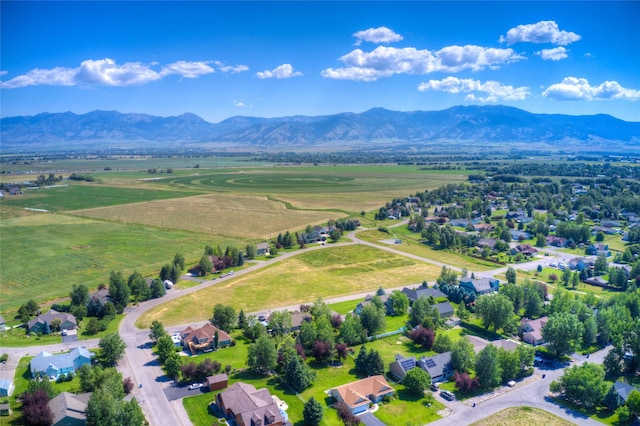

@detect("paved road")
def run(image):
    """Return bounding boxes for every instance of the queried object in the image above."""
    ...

[430,345,612,426]
[2,221,607,426]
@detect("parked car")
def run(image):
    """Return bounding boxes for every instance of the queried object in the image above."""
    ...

[430,383,439,392]
[507,380,516,387]
[188,383,203,390]
[440,390,456,401]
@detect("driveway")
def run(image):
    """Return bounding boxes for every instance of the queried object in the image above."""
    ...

[164,384,210,401]
[358,412,386,426]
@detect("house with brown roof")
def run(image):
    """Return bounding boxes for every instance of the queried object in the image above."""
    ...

[180,323,231,354]
[216,382,285,426]
[329,375,395,415]
[206,373,228,392]
[48,391,91,426]
[519,316,548,346]
[27,309,77,334]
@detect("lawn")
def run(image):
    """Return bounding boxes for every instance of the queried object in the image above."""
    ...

[0,213,232,314]
[357,229,497,272]
[551,397,617,425]
[470,406,576,426]
[137,245,441,328]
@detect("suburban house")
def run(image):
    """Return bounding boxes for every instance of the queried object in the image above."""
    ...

[613,381,639,403]
[355,294,391,315]
[586,243,611,257]
[584,277,609,288]
[180,323,232,353]
[206,373,229,392]
[256,242,271,256]
[567,257,594,272]
[329,376,395,415]
[459,278,500,295]
[401,286,446,303]
[0,379,14,397]
[48,391,91,426]
[27,309,77,334]
[89,288,110,304]
[0,314,5,332]
[434,302,455,318]
[30,347,94,379]
[511,244,538,257]
[477,238,497,250]
[519,317,548,346]
[510,230,531,241]
[266,310,311,332]
[546,236,568,248]
[389,353,454,384]
[216,382,286,426]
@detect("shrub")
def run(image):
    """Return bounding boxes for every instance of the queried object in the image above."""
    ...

[454,371,479,393]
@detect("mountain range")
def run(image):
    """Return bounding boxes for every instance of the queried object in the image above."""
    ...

[2,105,639,153]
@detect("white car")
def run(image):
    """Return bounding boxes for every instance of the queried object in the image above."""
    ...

[507,380,516,387]
[188,383,203,390]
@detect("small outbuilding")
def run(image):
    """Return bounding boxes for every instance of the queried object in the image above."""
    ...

[206,373,229,392]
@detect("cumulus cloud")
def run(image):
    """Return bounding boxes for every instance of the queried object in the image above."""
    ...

[500,20,581,46]
[0,70,8,76]
[542,77,640,101]
[353,26,403,45]
[536,47,568,61]
[0,58,217,88]
[233,100,252,108]
[418,76,530,102]
[321,45,523,81]
[160,61,214,78]
[255,64,302,79]
[214,61,249,73]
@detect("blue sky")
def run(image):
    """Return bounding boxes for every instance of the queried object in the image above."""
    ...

[1,1,639,122]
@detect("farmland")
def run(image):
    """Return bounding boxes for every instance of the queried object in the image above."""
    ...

[0,214,228,313]
[137,244,441,328]
[0,162,466,318]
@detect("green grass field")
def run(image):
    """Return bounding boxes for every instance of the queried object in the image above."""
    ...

[137,244,442,328]
[1,184,204,212]
[0,214,236,314]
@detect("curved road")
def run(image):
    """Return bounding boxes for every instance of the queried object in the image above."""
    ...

[3,221,591,426]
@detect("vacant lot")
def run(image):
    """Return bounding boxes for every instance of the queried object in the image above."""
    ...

[137,244,441,327]
[72,193,346,239]
[0,214,228,313]
[471,406,575,426]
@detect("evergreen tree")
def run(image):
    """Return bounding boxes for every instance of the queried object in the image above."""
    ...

[284,355,316,392]
[303,397,324,426]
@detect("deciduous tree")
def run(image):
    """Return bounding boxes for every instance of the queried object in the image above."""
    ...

[99,333,127,366]
[404,367,431,396]
[248,334,277,374]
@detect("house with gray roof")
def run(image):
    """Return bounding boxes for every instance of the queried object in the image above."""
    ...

[0,379,14,397]
[614,381,639,403]
[30,347,94,380]
[389,352,453,384]
[48,392,91,426]
[27,309,77,335]
[434,302,455,318]
[459,278,499,295]
[401,286,446,303]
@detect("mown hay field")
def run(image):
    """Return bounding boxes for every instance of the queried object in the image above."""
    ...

[70,193,347,239]
[0,214,233,313]
[137,244,442,328]
[470,406,575,426]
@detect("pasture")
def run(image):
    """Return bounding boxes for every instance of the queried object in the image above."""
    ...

[71,193,346,239]
[137,244,442,328]
[0,214,234,313]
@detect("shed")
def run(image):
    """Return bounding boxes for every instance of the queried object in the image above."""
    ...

[207,373,229,392]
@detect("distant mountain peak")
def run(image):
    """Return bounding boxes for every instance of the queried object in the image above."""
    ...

[1,105,638,153]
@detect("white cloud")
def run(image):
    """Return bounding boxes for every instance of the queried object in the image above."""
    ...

[418,76,530,102]
[542,77,640,101]
[500,20,581,46]
[536,47,568,61]
[0,70,8,76]
[321,45,523,81]
[255,64,302,79]
[214,61,249,73]
[233,100,252,108]
[353,26,403,45]
[160,61,214,78]
[0,58,219,89]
